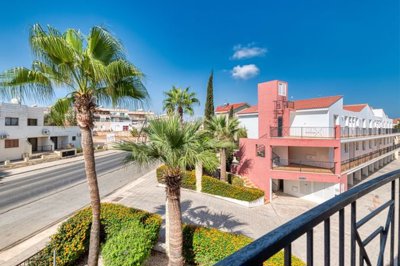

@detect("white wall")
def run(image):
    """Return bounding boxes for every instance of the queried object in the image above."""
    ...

[238,114,259,138]
[288,146,332,168]
[283,180,339,203]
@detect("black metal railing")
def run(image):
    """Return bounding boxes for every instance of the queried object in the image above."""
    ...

[216,169,400,266]
[272,158,335,173]
[342,143,400,171]
[341,127,400,138]
[270,127,336,138]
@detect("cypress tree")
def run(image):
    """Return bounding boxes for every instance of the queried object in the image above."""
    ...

[204,71,214,120]
[228,105,234,118]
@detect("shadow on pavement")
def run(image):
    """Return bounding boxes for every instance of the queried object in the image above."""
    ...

[154,199,248,242]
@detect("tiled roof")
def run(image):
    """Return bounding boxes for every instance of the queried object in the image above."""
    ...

[293,95,342,110]
[343,104,368,112]
[215,102,248,113]
[237,105,258,115]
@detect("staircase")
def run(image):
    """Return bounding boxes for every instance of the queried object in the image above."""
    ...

[241,175,258,189]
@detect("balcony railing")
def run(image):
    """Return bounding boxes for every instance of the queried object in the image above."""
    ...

[341,143,400,172]
[270,127,336,138]
[216,169,400,266]
[341,127,400,138]
[272,158,335,173]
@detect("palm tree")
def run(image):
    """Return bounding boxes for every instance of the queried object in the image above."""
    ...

[117,116,216,266]
[206,116,241,182]
[163,86,199,123]
[0,24,148,266]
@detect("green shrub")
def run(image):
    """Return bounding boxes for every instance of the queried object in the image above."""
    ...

[38,203,161,266]
[102,222,154,266]
[156,166,264,202]
[228,173,244,187]
[183,225,304,266]
[202,175,264,202]
[183,225,252,265]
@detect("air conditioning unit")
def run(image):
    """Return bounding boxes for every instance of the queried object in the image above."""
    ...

[0,133,8,139]
[42,129,50,135]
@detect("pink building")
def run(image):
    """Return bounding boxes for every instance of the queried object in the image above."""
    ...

[234,80,400,203]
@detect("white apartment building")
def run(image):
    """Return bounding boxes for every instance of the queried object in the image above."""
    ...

[93,108,154,132]
[0,101,81,162]
[233,80,400,203]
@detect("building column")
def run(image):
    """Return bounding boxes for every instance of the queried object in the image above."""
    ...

[379,159,384,168]
[355,170,362,181]
[395,152,399,160]
[368,164,374,173]
[374,161,379,171]
[362,166,369,177]
[348,173,354,186]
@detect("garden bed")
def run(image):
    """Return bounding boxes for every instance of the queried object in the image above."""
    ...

[156,166,265,206]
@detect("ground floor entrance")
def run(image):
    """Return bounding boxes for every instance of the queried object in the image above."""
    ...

[27,138,38,152]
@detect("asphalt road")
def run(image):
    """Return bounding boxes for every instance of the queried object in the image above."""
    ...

[0,151,154,251]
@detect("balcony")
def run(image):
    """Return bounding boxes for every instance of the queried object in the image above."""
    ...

[341,143,400,172]
[341,127,400,138]
[272,158,335,174]
[216,169,400,265]
[270,127,336,139]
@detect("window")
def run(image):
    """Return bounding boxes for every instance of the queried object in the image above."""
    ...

[256,144,265,157]
[356,142,359,151]
[72,136,76,141]
[369,140,372,149]
[5,139,19,148]
[362,141,366,150]
[27,118,38,126]
[5,117,18,126]
[278,82,287,96]
[344,143,348,153]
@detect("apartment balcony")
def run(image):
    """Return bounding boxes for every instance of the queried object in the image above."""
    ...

[341,143,400,172]
[272,158,335,174]
[270,127,336,139]
[341,127,400,139]
[216,169,400,265]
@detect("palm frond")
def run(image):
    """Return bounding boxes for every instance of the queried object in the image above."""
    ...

[47,97,74,126]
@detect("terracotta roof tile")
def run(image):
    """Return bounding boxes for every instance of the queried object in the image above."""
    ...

[293,95,342,110]
[237,105,258,115]
[215,102,248,113]
[343,104,368,112]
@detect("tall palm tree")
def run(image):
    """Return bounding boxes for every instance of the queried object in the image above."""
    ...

[117,116,216,266]
[0,24,148,265]
[206,116,241,182]
[163,86,199,123]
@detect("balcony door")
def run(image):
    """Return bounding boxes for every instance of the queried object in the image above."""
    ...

[51,136,58,150]
[277,117,283,137]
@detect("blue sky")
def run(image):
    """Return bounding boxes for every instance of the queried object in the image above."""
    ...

[0,0,399,117]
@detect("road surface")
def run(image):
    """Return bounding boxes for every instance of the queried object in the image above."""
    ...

[0,151,154,251]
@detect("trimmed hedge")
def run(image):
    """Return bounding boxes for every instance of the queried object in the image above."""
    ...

[37,203,162,266]
[202,175,264,202]
[228,173,244,187]
[156,166,264,202]
[183,225,304,266]
[102,222,154,266]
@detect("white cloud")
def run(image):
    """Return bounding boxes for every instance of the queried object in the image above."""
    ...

[232,44,267,60]
[231,64,259,80]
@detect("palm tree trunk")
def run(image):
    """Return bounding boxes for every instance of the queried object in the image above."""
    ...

[75,96,100,266]
[81,125,101,266]
[195,162,202,192]
[220,148,227,182]
[178,106,183,124]
[165,174,184,266]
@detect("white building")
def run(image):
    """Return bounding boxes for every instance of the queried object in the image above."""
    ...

[0,101,81,162]
[93,108,154,132]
